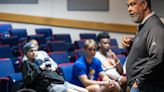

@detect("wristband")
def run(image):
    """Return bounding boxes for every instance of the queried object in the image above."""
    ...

[115,59,120,65]
[136,78,140,86]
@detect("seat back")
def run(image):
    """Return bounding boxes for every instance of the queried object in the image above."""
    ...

[110,47,122,55]
[110,38,118,47]
[54,34,72,43]
[0,58,15,77]
[74,49,84,59]
[47,41,67,52]
[74,40,85,49]
[10,29,27,39]
[117,55,126,65]
[0,45,13,58]
[0,58,23,92]
[35,28,53,37]
[59,64,73,82]
[49,51,70,64]
[80,33,97,42]
[0,36,18,46]
[0,24,12,36]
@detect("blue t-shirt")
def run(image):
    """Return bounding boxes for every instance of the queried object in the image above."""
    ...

[71,56,103,87]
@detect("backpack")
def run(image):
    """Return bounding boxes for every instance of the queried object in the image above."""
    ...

[36,70,65,91]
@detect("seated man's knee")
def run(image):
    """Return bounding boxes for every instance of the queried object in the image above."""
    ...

[86,85,101,92]
[103,82,121,92]
[93,85,101,91]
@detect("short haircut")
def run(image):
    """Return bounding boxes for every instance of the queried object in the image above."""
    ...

[97,32,110,42]
[23,42,37,54]
[146,0,151,9]
[140,0,151,9]
[84,39,97,49]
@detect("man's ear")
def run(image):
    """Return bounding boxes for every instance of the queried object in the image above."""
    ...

[142,0,148,10]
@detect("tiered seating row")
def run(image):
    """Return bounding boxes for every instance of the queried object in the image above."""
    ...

[0,24,127,91]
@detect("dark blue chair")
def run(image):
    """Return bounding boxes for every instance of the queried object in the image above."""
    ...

[0,36,20,57]
[0,24,12,37]
[110,47,123,55]
[47,41,67,52]
[49,51,70,64]
[117,55,126,65]
[79,33,97,42]
[10,29,28,43]
[0,58,23,92]
[74,40,85,49]
[0,36,18,46]
[0,45,13,58]
[59,63,73,82]
[110,38,118,47]
[74,49,84,59]
[54,34,75,51]
[54,34,72,43]
[35,28,54,41]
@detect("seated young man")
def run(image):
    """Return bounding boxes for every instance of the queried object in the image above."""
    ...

[95,32,128,91]
[22,39,58,71]
[22,42,88,92]
[71,39,121,92]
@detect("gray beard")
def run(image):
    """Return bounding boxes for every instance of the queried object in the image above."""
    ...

[131,15,141,23]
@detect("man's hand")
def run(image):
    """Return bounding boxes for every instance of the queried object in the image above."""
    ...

[108,80,115,88]
[133,81,138,88]
[121,37,133,48]
[40,63,46,70]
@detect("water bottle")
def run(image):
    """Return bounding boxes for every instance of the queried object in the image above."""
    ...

[44,58,51,68]
[4,33,10,37]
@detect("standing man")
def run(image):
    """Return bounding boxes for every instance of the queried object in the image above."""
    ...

[71,39,120,92]
[125,0,164,92]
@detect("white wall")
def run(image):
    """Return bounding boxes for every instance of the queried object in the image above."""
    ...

[1,0,162,47]
[0,0,133,24]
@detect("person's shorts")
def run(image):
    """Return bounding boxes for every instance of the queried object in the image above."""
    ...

[105,68,121,80]
[48,83,67,92]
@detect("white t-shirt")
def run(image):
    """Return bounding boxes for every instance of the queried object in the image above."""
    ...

[95,51,121,80]
[23,50,58,70]
[95,51,114,70]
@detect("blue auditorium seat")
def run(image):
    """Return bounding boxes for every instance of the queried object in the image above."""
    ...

[74,40,85,49]
[54,34,72,43]
[74,49,84,59]
[0,45,13,58]
[10,28,28,43]
[59,63,73,82]
[117,55,126,65]
[54,34,75,51]
[110,47,122,55]
[47,41,67,52]
[0,58,23,92]
[110,38,118,47]
[35,28,54,41]
[0,24,12,37]
[79,33,97,42]
[49,51,70,64]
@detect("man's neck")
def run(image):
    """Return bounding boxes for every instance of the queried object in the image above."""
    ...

[28,58,35,62]
[141,11,154,25]
[85,57,92,64]
[99,49,108,57]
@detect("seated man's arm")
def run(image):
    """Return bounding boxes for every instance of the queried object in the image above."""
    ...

[79,75,109,87]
